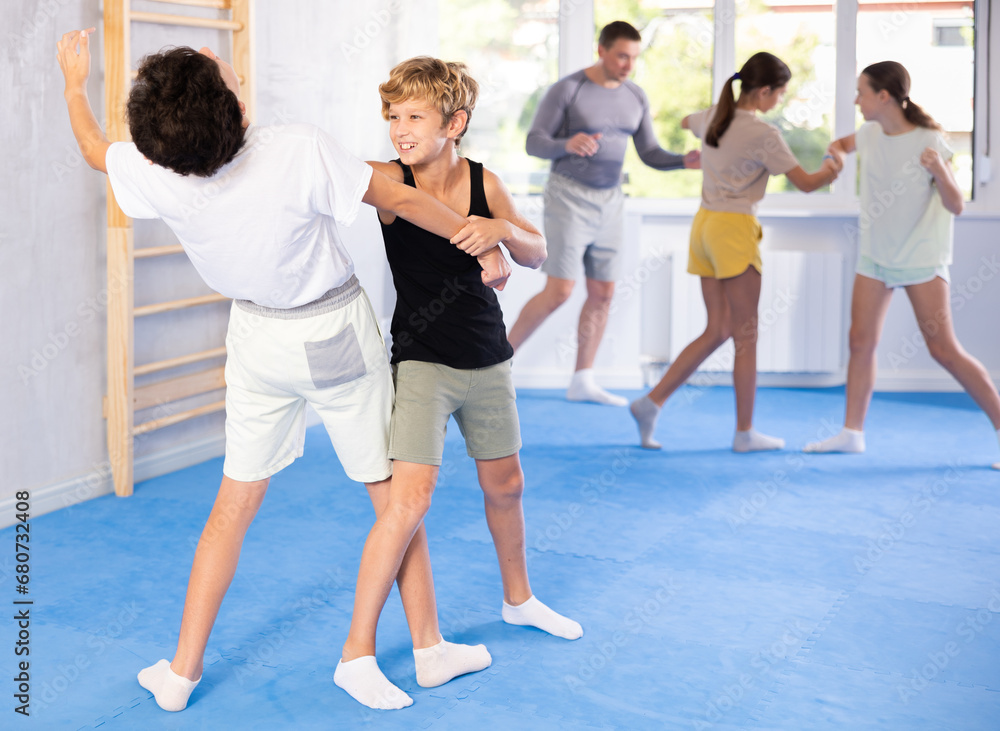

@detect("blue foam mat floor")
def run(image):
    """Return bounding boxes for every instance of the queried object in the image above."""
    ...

[4,386,999,730]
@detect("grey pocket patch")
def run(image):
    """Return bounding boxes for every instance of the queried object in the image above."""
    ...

[304,324,367,389]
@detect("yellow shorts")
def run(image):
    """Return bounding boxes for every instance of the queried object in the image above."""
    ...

[687,208,763,279]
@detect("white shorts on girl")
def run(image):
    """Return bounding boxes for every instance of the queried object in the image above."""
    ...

[856,254,950,289]
[222,275,393,484]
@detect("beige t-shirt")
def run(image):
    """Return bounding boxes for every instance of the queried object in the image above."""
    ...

[688,107,799,214]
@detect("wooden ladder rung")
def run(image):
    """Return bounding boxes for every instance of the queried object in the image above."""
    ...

[146,0,231,9]
[130,10,242,31]
[135,346,227,377]
[135,293,229,317]
[134,400,226,435]
[135,244,185,259]
[134,365,226,412]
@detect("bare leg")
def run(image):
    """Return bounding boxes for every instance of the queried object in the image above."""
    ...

[138,476,269,712]
[365,478,440,650]
[477,454,582,639]
[844,274,895,430]
[475,454,530,605]
[365,478,492,691]
[720,267,763,432]
[564,278,630,405]
[803,274,894,453]
[334,462,437,709]
[341,461,438,662]
[575,278,615,372]
[647,277,731,406]
[506,276,575,352]
[171,475,270,681]
[906,277,1000,428]
[630,277,730,449]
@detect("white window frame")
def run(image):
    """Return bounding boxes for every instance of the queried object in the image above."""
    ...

[559,0,997,215]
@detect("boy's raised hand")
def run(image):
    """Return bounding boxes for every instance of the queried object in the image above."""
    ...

[57,28,96,94]
[56,27,110,172]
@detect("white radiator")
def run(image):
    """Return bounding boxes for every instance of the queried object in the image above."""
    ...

[641,250,845,374]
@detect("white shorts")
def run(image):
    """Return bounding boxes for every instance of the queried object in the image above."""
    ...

[856,254,950,288]
[222,276,393,484]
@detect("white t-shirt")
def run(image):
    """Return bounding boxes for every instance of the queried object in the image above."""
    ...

[106,123,373,309]
[688,107,799,215]
[855,121,954,269]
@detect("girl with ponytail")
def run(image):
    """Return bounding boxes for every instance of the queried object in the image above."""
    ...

[804,62,1000,465]
[630,52,841,453]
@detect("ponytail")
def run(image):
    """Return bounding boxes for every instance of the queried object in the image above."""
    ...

[704,52,791,148]
[705,76,738,148]
[902,99,942,131]
[862,61,941,131]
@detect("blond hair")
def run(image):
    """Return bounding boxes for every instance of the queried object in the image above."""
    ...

[379,56,479,143]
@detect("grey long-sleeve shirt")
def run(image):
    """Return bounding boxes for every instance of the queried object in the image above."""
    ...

[526,69,685,189]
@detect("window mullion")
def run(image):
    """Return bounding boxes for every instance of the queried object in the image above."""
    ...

[559,0,594,77]
[971,0,991,208]
[714,0,736,101]
[833,0,858,203]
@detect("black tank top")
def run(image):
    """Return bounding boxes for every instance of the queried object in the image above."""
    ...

[380,159,514,368]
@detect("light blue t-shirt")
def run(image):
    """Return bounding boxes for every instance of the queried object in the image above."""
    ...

[855,121,954,269]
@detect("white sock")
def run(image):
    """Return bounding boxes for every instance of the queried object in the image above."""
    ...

[413,639,492,688]
[334,656,412,710]
[803,427,865,454]
[137,659,200,713]
[732,428,785,453]
[566,368,627,407]
[502,595,583,640]
[630,396,662,449]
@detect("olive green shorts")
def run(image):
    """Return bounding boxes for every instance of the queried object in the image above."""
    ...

[388,359,521,466]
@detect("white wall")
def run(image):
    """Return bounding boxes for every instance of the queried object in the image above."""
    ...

[2,1,999,524]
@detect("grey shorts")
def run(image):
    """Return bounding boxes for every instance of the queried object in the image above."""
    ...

[542,172,625,282]
[388,359,521,466]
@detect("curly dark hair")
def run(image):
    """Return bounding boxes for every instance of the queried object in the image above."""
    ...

[126,47,245,177]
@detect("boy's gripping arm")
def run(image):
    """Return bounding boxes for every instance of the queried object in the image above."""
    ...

[57,29,110,174]
[450,169,547,269]
[363,164,512,289]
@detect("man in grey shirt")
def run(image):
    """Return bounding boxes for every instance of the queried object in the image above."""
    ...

[507,21,699,405]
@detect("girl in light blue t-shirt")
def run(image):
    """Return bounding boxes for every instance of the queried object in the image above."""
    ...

[805,61,1000,468]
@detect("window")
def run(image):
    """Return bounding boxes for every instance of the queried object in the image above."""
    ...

[438,0,984,204]
[439,0,560,194]
[594,1,712,198]
[932,19,973,48]
[858,1,976,198]
[736,1,837,194]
